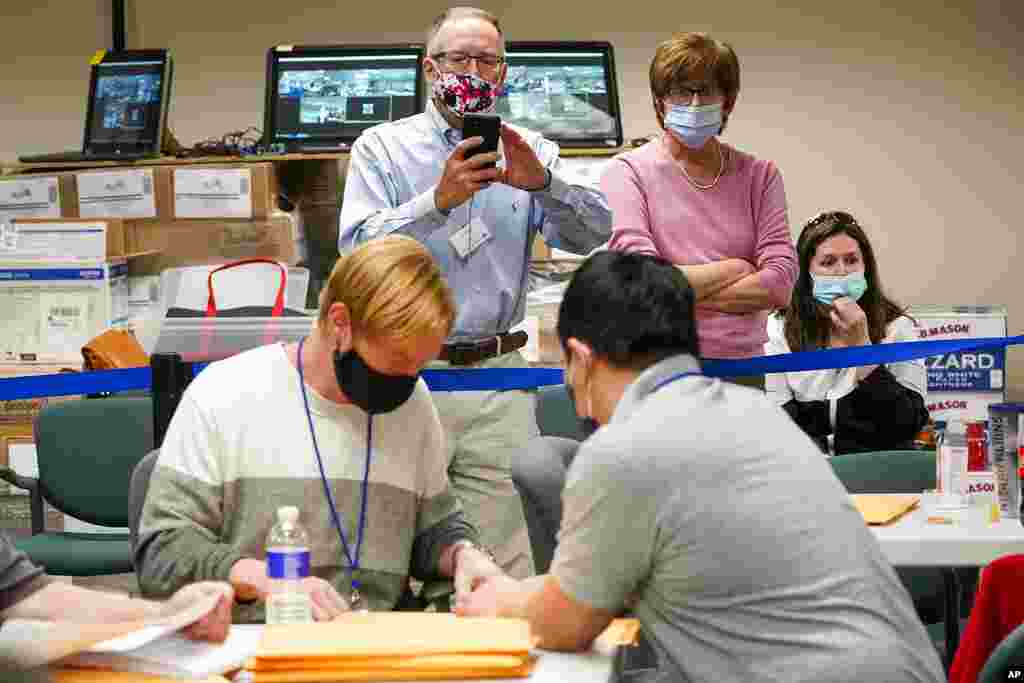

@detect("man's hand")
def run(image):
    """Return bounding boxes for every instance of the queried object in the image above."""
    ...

[435,137,502,212]
[828,297,870,348]
[498,126,548,191]
[229,558,349,621]
[297,577,350,621]
[452,544,504,603]
[161,582,234,643]
[454,574,520,617]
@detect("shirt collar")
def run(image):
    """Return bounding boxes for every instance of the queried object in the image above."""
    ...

[427,100,462,148]
[610,353,704,424]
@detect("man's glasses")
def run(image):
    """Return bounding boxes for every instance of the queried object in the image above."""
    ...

[432,51,505,71]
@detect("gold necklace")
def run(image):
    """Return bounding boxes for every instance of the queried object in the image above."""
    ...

[672,137,726,191]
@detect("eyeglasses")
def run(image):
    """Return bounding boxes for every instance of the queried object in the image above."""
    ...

[432,51,505,71]
[666,82,723,100]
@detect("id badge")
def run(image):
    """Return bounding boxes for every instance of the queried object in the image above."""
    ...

[449,217,492,259]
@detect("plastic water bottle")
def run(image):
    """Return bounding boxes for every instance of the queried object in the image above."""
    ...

[938,420,969,496]
[265,506,312,624]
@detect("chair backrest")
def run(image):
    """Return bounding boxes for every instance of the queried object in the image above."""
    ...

[535,384,593,442]
[828,449,936,493]
[980,621,1024,682]
[34,396,154,527]
[128,449,160,551]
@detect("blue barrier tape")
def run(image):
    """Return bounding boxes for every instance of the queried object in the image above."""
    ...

[702,335,1024,378]
[1,335,1022,400]
[423,367,566,391]
[0,367,151,401]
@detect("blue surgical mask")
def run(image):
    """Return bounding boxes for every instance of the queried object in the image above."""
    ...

[664,103,723,149]
[811,272,868,305]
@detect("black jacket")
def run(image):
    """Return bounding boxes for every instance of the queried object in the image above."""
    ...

[782,365,930,455]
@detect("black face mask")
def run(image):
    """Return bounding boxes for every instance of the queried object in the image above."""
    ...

[334,349,418,415]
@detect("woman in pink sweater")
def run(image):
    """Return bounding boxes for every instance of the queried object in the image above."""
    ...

[603,33,797,381]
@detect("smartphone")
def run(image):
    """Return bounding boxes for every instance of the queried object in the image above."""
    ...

[462,113,501,168]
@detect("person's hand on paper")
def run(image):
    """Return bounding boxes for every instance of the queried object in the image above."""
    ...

[453,544,504,604]
[453,574,519,617]
[299,577,351,621]
[160,581,234,643]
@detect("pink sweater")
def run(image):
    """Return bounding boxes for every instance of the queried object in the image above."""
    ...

[603,138,797,359]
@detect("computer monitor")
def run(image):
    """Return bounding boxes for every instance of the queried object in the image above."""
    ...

[83,49,173,156]
[263,44,425,152]
[497,41,623,149]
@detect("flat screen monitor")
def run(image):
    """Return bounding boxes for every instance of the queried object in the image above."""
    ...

[263,44,424,152]
[497,41,623,149]
[83,49,172,155]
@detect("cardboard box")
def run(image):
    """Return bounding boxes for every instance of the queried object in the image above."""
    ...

[0,174,76,222]
[125,211,299,275]
[9,217,156,261]
[0,259,130,363]
[73,168,166,219]
[531,234,551,261]
[0,363,80,423]
[168,163,276,219]
[909,305,1008,394]
[279,158,341,208]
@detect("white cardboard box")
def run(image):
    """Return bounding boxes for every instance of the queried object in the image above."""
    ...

[0,176,62,222]
[76,169,157,219]
[0,259,129,363]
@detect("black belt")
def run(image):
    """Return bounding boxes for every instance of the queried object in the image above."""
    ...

[439,331,528,366]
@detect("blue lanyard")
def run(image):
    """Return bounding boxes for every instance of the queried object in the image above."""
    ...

[296,337,371,601]
[649,370,702,395]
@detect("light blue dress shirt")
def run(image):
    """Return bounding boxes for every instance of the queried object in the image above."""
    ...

[338,101,612,343]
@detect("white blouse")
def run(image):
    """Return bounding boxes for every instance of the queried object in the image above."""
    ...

[764,313,928,432]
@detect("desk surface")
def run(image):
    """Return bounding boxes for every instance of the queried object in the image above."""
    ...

[2,153,347,173]
[869,493,1024,566]
[54,624,614,683]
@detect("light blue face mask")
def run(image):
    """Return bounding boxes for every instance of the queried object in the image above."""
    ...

[664,103,723,149]
[811,272,868,305]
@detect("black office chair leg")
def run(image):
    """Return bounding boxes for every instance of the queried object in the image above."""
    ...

[943,568,961,670]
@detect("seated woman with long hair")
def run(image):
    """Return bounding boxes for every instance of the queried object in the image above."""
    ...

[765,211,929,455]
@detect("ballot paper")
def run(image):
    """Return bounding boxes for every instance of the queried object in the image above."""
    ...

[0,590,223,671]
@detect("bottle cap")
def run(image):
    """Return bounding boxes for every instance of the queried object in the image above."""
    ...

[277,506,299,523]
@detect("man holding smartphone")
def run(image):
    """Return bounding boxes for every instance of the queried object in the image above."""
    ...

[339,6,611,581]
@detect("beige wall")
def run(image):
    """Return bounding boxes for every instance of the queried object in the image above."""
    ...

[2,1,1022,394]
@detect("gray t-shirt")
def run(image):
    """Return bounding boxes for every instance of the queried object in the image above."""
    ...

[551,354,944,683]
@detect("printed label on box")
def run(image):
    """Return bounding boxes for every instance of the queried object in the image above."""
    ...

[926,391,1006,423]
[912,310,1008,395]
[77,169,157,218]
[174,169,253,218]
[0,222,108,261]
[0,177,61,222]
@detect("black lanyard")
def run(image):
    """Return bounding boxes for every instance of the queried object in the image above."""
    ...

[296,337,371,610]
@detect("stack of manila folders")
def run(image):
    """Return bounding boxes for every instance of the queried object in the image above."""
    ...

[2,591,640,681]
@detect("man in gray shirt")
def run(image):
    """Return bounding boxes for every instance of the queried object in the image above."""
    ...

[457,251,944,682]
